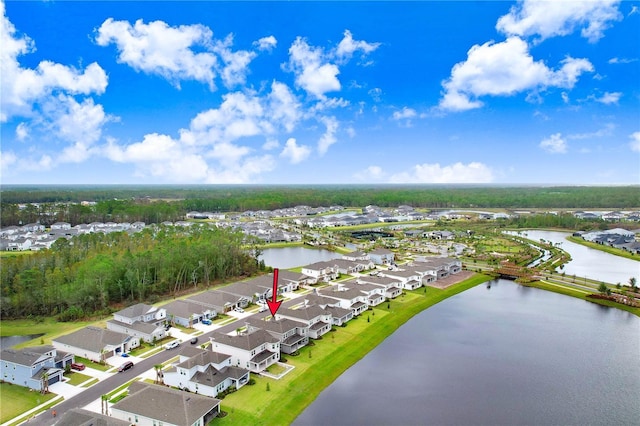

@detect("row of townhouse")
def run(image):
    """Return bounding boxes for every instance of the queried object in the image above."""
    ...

[0,221,147,251]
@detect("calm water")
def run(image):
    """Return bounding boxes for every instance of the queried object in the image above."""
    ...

[516,230,640,284]
[259,247,342,269]
[294,280,640,425]
[0,334,44,349]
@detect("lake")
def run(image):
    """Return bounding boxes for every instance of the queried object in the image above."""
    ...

[294,280,640,425]
[259,246,342,269]
[514,229,640,284]
[0,334,44,350]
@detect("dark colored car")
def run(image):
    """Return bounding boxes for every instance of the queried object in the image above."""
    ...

[118,361,134,372]
[70,362,86,371]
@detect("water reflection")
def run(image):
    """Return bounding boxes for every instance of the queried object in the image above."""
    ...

[294,280,640,425]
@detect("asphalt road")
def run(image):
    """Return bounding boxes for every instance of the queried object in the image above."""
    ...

[28,295,306,425]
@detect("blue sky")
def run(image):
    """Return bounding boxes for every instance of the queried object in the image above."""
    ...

[1,0,639,185]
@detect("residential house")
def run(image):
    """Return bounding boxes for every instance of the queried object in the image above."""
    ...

[403,264,437,284]
[415,257,462,277]
[351,282,386,306]
[50,222,71,230]
[53,326,139,362]
[55,408,130,426]
[301,261,340,284]
[162,348,250,397]
[161,299,216,328]
[111,382,221,426]
[0,345,72,391]
[380,269,423,290]
[6,237,32,251]
[342,250,370,262]
[368,248,395,265]
[107,303,167,343]
[246,317,309,354]
[220,280,271,304]
[209,329,280,373]
[318,286,369,316]
[276,305,332,339]
[188,290,248,313]
[323,305,354,326]
[356,275,403,299]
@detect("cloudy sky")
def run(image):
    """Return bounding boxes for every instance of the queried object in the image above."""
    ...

[1,0,639,185]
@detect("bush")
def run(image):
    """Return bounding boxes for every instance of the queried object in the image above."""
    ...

[248,378,256,386]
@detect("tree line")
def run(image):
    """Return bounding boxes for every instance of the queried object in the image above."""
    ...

[1,185,638,217]
[0,226,265,320]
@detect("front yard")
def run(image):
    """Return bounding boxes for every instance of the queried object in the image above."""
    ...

[0,383,57,423]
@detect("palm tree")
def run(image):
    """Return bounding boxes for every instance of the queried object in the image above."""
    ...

[629,277,637,291]
[41,371,49,394]
[101,394,108,415]
[154,364,164,385]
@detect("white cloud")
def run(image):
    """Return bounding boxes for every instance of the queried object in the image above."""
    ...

[0,151,17,170]
[496,0,622,43]
[262,139,279,150]
[317,116,338,155]
[214,34,256,88]
[540,133,568,153]
[629,132,640,152]
[392,107,417,121]
[284,30,379,98]
[335,30,380,63]
[608,57,637,64]
[280,138,311,164]
[389,162,494,184]
[254,35,277,51]
[439,37,593,112]
[286,36,341,98]
[15,122,28,140]
[568,123,614,140]
[354,165,386,182]
[1,1,107,122]
[368,87,382,102]
[267,81,301,133]
[95,18,255,90]
[346,126,356,138]
[595,91,622,104]
[561,92,570,103]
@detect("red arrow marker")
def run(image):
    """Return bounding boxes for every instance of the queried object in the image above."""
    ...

[266,268,282,317]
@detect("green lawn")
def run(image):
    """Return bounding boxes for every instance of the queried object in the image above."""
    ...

[214,274,489,425]
[0,383,57,423]
[528,280,640,317]
[0,317,96,341]
[73,356,111,372]
[64,371,91,386]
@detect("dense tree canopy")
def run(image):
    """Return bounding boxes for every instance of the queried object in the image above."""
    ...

[0,226,263,319]
[1,185,638,227]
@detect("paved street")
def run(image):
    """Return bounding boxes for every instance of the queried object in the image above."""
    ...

[23,290,311,426]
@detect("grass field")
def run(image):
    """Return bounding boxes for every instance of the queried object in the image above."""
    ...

[0,383,57,423]
[214,274,490,425]
[1,317,96,343]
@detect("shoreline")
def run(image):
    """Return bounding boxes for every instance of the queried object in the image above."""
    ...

[216,273,492,425]
[566,235,639,262]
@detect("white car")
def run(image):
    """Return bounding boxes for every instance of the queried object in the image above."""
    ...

[164,340,180,350]
[234,307,245,313]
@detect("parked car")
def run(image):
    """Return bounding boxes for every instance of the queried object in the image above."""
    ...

[234,307,245,313]
[121,353,130,357]
[165,340,180,350]
[118,361,134,372]
[70,362,85,371]
[201,319,212,325]
[190,337,199,345]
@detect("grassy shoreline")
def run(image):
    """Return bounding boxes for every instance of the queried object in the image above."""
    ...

[524,280,640,317]
[216,273,491,425]
[566,236,639,262]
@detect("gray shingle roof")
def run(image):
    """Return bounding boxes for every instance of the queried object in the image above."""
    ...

[55,408,130,426]
[53,326,130,353]
[114,303,155,319]
[113,382,220,426]
[211,329,278,351]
